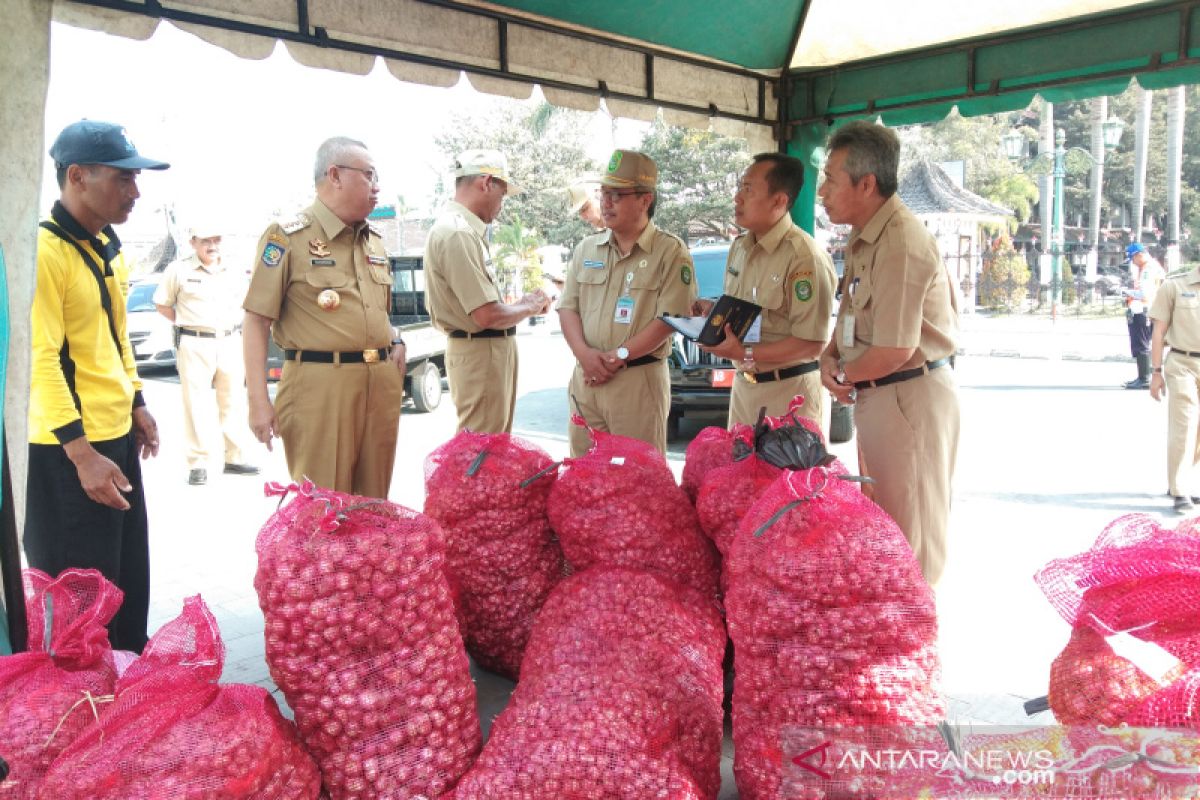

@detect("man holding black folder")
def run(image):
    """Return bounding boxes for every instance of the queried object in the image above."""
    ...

[695,153,836,429]
[558,150,697,456]
[817,121,959,586]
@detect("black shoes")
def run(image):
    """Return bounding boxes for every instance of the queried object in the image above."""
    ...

[1173,495,1195,514]
[223,463,261,476]
[1124,377,1150,390]
[188,468,207,486]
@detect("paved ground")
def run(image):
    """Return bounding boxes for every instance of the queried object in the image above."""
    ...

[130,311,1175,798]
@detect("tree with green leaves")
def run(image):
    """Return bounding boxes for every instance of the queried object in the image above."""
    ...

[492,213,544,295]
[636,117,751,242]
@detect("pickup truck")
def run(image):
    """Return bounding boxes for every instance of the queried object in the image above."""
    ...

[266,255,448,412]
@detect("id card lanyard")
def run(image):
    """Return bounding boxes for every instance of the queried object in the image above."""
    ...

[613,270,635,324]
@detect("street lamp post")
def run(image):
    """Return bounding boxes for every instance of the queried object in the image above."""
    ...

[1003,117,1124,318]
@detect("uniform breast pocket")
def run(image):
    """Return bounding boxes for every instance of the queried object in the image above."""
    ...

[302,268,349,289]
[368,265,392,286]
[575,267,610,313]
[751,276,786,314]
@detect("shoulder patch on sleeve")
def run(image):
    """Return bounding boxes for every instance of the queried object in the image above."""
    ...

[281,213,311,234]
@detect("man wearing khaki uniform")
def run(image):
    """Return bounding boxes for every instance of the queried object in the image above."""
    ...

[425,149,548,434]
[697,153,836,429]
[243,136,405,498]
[154,224,258,485]
[559,149,698,457]
[818,121,959,585]
[1149,268,1200,514]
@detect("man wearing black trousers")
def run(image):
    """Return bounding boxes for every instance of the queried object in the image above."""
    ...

[26,120,169,653]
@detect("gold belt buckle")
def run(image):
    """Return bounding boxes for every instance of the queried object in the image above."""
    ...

[362,349,380,364]
[740,370,757,384]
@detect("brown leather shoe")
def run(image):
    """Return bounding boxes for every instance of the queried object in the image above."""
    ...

[223,463,260,476]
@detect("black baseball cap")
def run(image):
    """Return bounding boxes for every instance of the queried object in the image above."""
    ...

[50,120,170,171]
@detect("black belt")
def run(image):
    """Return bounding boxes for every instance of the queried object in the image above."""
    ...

[448,327,516,339]
[747,361,819,384]
[178,327,235,338]
[284,348,389,364]
[626,355,661,368]
[854,357,950,391]
[1171,348,1200,358]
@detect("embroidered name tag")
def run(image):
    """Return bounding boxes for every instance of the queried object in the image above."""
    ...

[583,260,605,269]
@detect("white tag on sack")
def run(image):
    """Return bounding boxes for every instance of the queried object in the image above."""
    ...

[1106,631,1184,685]
[610,456,625,466]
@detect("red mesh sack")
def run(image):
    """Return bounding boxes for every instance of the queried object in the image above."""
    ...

[681,424,751,502]
[42,595,321,799]
[254,480,481,799]
[1036,514,1200,728]
[547,421,720,599]
[0,569,121,798]
[725,466,944,800]
[424,431,565,678]
[452,566,726,799]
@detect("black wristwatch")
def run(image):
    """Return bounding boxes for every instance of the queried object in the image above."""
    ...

[391,338,405,347]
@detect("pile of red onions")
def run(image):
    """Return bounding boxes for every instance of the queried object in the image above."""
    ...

[255,482,481,798]
[424,431,564,678]
[0,569,122,798]
[1037,513,1200,728]
[452,566,726,799]
[548,426,720,599]
[681,425,744,503]
[725,466,944,800]
[42,595,321,799]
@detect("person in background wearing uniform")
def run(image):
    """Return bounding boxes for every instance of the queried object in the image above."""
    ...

[28,120,169,653]
[568,181,605,230]
[243,136,405,499]
[1149,266,1200,514]
[154,222,259,485]
[817,121,960,586]
[424,149,548,434]
[695,153,837,429]
[1121,241,1166,390]
[558,150,698,457]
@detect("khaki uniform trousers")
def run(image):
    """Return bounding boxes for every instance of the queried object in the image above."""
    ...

[176,334,248,469]
[274,359,404,499]
[854,367,959,585]
[568,361,669,457]
[1165,352,1200,497]
[445,336,518,434]
[729,368,823,430]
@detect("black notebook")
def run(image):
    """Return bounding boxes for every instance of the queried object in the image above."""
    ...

[661,294,762,346]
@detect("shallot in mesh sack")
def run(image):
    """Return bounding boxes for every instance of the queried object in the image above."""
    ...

[681,424,750,503]
[452,566,726,799]
[725,466,944,800]
[424,430,564,678]
[1035,513,1200,727]
[547,419,720,599]
[255,480,481,799]
[0,569,121,798]
[41,595,321,799]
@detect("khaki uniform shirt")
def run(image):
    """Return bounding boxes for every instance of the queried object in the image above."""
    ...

[153,255,246,332]
[243,199,391,351]
[424,200,501,334]
[560,222,697,358]
[723,213,836,372]
[837,195,958,368]
[1150,269,1200,352]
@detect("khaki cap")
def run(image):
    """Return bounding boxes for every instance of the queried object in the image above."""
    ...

[187,219,224,239]
[567,183,594,213]
[454,149,521,193]
[601,150,656,190]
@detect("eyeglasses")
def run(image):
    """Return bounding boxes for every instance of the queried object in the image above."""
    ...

[600,189,647,204]
[335,165,380,185]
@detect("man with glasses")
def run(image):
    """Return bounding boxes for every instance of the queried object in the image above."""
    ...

[425,149,549,434]
[559,149,697,456]
[154,221,258,486]
[243,136,405,498]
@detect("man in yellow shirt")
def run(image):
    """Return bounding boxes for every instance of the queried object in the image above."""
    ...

[28,120,169,653]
